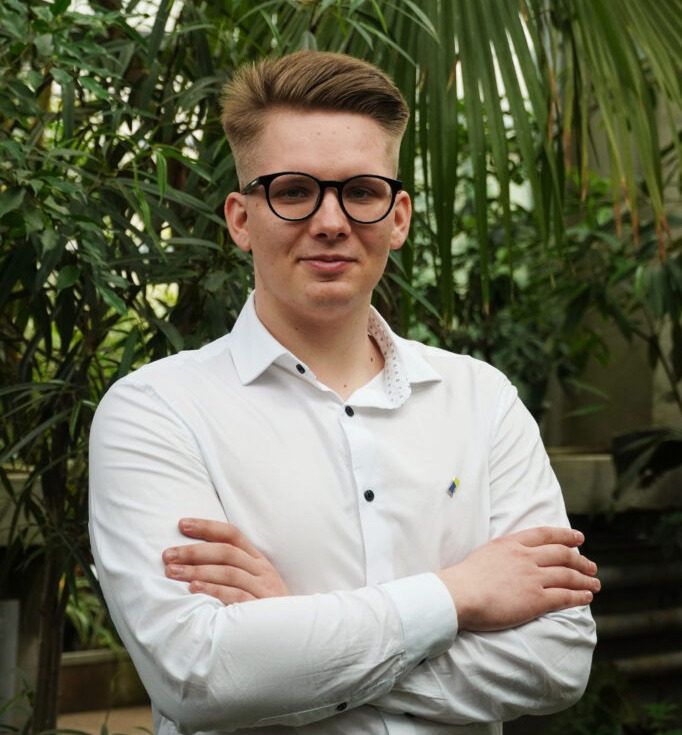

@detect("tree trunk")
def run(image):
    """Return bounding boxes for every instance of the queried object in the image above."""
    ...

[30,551,68,735]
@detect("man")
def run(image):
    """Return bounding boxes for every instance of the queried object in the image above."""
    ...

[89,51,598,735]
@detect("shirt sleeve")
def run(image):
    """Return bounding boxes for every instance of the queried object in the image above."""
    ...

[370,378,597,724]
[88,379,457,734]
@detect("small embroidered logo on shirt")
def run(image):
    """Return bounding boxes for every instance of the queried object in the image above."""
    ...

[448,478,460,497]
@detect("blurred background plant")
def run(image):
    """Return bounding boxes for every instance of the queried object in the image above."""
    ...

[546,663,682,735]
[62,569,122,653]
[1,0,681,733]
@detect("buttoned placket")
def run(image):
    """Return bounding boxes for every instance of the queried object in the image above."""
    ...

[283,356,399,588]
[338,401,396,586]
[274,323,412,593]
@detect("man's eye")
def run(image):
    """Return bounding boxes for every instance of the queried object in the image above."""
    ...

[347,188,370,199]
[272,187,314,200]
[344,177,389,202]
[346,187,378,200]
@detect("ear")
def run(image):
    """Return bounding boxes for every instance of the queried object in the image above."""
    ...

[389,190,411,251]
[225,192,251,252]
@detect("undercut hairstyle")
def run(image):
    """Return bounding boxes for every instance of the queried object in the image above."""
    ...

[221,51,409,178]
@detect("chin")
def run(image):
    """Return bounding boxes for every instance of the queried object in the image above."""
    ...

[298,293,370,319]
[298,285,368,314]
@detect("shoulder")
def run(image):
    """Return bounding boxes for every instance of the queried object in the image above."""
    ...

[396,334,512,389]
[97,334,237,413]
[394,335,522,432]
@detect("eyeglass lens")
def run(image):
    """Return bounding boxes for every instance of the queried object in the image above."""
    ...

[267,174,394,223]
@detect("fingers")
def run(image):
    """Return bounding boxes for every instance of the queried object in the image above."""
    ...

[542,587,596,611]
[177,518,262,559]
[187,580,256,605]
[533,543,598,576]
[512,526,585,549]
[162,530,264,595]
[439,526,601,631]
[162,519,292,602]
[512,533,601,595]
[166,555,290,601]
[166,561,254,590]
[162,540,260,575]
[540,566,601,595]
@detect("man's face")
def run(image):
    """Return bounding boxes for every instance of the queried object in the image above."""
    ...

[224,109,411,330]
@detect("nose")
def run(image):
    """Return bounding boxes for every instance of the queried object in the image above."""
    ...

[309,188,351,239]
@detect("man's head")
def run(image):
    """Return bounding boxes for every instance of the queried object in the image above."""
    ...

[222,52,412,331]
[221,51,409,181]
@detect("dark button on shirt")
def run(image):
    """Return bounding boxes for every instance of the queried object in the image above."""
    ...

[336,702,348,711]
[364,489,375,502]
[295,364,305,374]
[344,406,354,417]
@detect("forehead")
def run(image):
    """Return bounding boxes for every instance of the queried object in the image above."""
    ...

[244,109,398,180]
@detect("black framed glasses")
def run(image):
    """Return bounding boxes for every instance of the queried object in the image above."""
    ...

[241,172,403,224]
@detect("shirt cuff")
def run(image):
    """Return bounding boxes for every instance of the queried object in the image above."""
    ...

[381,572,458,670]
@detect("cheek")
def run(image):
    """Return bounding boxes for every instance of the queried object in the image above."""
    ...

[249,232,293,275]
[366,229,395,258]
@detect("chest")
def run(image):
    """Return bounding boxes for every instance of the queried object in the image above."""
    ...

[188,377,493,591]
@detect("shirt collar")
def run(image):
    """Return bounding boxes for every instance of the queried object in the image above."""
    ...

[229,292,290,384]
[366,308,441,407]
[229,292,441,404]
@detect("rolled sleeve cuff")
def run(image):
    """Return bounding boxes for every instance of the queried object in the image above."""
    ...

[381,572,458,669]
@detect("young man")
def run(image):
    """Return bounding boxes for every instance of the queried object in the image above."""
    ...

[89,51,599,735]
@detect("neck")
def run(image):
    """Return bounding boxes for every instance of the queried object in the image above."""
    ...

[254,299,384,400]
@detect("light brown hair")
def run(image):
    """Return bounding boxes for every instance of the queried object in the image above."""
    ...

[221,51,409,178]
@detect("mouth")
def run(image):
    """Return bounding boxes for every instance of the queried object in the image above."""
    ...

[299,254,355,262]
[298,254,356,272]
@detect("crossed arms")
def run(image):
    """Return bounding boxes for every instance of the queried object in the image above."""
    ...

[89,372,598,732]
[165,519,598,631]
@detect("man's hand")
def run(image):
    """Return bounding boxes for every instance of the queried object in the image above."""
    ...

[437,527,600,632]
[162,518,290,604]
[163,521,599,628]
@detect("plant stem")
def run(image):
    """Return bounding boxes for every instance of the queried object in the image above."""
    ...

[636,309,682,419]
[30,552,68,735]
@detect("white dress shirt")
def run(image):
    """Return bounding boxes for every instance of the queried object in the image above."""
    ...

[89,292,596,735]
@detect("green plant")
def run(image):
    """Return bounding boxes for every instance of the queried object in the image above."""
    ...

[63,568,122,653]
[645,703,682,735]
[544,168,682,511]
[546,664,682,735]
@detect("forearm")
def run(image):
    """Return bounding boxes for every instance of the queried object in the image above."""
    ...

[94,561,455,732]
[372,605,595,724]
[156,522,596,729]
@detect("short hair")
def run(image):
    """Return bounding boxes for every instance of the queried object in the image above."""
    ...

[221,51,409,178]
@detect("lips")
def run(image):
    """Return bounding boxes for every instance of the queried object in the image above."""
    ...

[298,254,356,273]
[298,254,355,263]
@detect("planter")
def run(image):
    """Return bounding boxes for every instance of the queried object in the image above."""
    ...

[59,649,148,714]
[548,448,681,514]
[0,599,20,727]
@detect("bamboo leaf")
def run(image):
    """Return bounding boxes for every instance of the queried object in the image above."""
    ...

[455,0,490,306]
[97,285,128,316]
[0,408,72,466]
[385,271,442,322]
[153,318,184,353]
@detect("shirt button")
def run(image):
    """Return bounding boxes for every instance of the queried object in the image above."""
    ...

[296,363,305,374]
[344,406,354,417]
[336,702,347,711]
[364,489,375,502]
